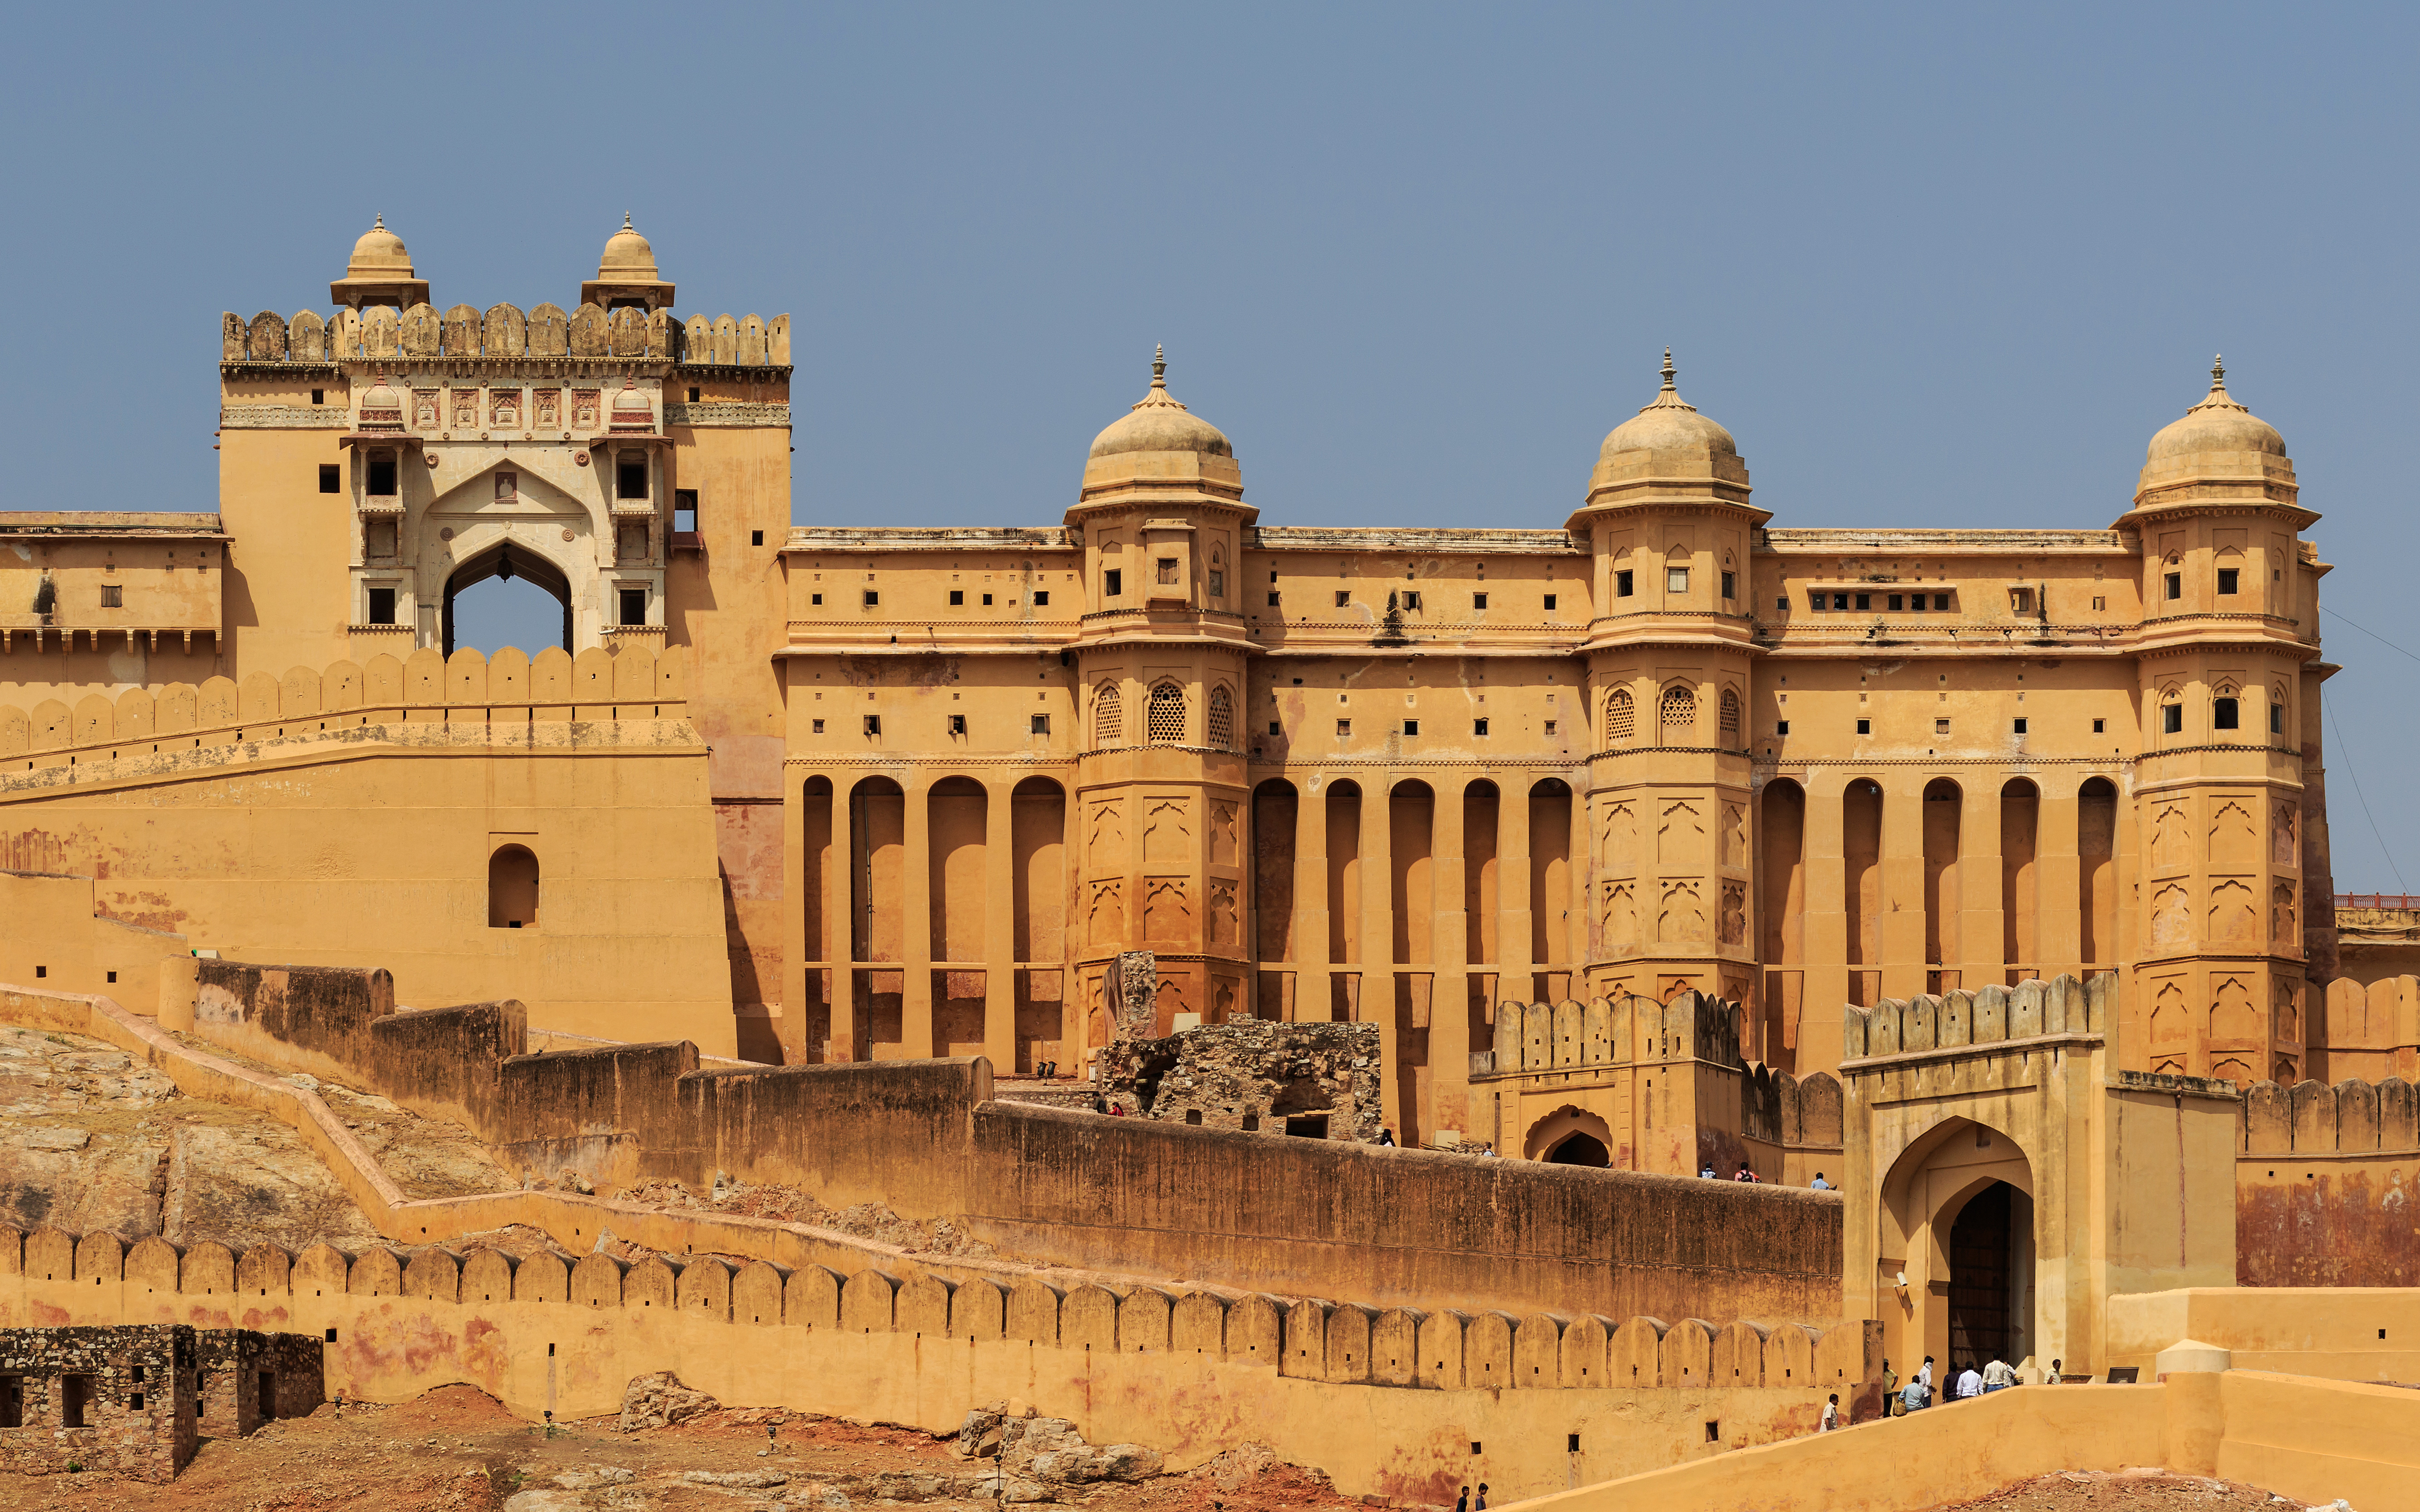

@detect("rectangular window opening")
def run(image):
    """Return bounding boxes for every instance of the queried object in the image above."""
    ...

[2218,567,2240,595]
[1030,714,1049,734]
[1776,720,1790,735]
[2163,704,2183,734]
[1668,567,1690,593]
[2270,704,2283,734]
[101,585,122,608]
[367,452,397,496]
[751,529,764,546]
[1473,717,1489,736]
[310,388,325,406]
[318,463,341,494]
[2165,571,2182,600]
[1473,591,1489,610]
[2013,717,2029,735]
[618,588,646,627]
[673,489,699,532]
[1336,719,1351,737]
[948,714,966,736]
[864,715,882,736]
[367,587,397,625]
[863,590,879,607]
[1032,590,1048,606]
[62,1374,93,1429]
[949,589,964,605]
[1855,718,1872,735]
[1402,590,1421,611]
[1888,594,1903,611]
[616,458,648,500]
[1333,589,1350,608]
[1935,718,1950,734]
[812,718,825,734]
[1721,570,1735,599]
[1933,593,1951,611]
[2214,697,2239,730]
[1854,593,1871,611]
[1156,557,1179,585]
[1615,570,1634,598]
[1104,569,1124,597]
[2093,717,2106,733]
[1402,719,1420,736]
[1544,593,1558,611]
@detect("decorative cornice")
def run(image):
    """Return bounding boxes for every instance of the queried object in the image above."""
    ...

[664,402,791,427]
[220,406,351,429]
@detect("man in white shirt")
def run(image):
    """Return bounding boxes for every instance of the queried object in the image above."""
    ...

[1982,1356,2016,1393]
[1810,1172,1831,1190]
[1954,1361,1984,1400]
[1903,1356,1934,1413]
[1820,1393,1839,1431]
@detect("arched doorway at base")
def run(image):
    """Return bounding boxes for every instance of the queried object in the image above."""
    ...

[1546,1132,1610,1167]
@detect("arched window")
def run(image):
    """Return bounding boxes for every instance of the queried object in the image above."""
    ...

[1147,681,1187,744]
[1605,687,1634,744]
[1660,683,1696,740]
[2160,686,2183,736]
[1206,685,1235,750]
[488,845,539,929]
[1718,688,1741,742]
[1093,683,1122,747]
[2213,685,2240,731]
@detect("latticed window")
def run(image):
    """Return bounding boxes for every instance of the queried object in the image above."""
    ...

[1148,682,1188,744]
[1094,683,1122,747]
[1605,687,1634,743]
[1660,684,1695,738]
[1206,685,1235,750]
[1719,688,1741,741]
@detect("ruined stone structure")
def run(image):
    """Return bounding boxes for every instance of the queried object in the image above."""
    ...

[1098,1018,1384,1139]
[0,1324,198,1483]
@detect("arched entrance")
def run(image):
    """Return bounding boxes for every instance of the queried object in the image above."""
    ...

[1877,1116,2037,1377]
[1545,1132,1610,1167]
[443,538,573,656]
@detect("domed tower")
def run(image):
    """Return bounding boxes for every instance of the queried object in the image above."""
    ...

[2117,359,2326,1083]
[1066,350,1258,1036]
[582,214,677,311]
[329,216,429,310]
[1567,353,1769,1016]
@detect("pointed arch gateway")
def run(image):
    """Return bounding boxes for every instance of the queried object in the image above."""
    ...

[442,535,573,655]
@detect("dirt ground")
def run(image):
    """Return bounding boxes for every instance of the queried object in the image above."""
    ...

[0,1384,1366,1512]
[1923,1468,2339,1512]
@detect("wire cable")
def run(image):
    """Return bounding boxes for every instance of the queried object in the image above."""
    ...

[2324,690,2408,894]
[2322,604,2420,664]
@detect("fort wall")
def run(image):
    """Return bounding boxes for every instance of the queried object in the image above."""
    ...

[0,1224,1879,1504]
[2235,1071,2420,1286]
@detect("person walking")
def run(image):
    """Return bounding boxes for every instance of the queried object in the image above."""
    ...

[1475,1485,1489,1510]
[1701,1161,1717,1179]
[1378,1128,1396,1147]
[1982,1356,2015,1394]
[1820,1393,1839,1432]
[1953,1361,1982,1400]
[1880,1359,1899,1417]
[1456,1489,1469,1512]
[1902,1356,1934,1414]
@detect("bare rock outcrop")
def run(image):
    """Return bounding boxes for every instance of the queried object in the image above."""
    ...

[617,1371,719,1432]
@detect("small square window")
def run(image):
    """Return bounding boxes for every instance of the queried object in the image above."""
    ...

[1032,591,1049,606]
[1025,713,1046,735]
[2092,595,2106,611]
[2218,567,2239,595]
[1888,594,1903,611]
[1402,719,1420,736]
[1269,720,1282,736]
[949,714,967,735]
[1668,568,1689,593]
[2270,704,2283,734]
[1721,570,1736,599]
[1468,591,1488,612]
[1268,591,1281,606]
[106,971,116,983]
[1832,593,1849,610]
[1809,593,1827,612]
[2093,717,2106,733]
[2214,697,2239,730]
[811,593,823,606]
[2165,571,2182,600]
[1543,719,1557,736]
[982,593,995,605]
[1336,719,1351,737]
[1402,590,1422,611]
[1854,593,1871,610]
[1776,720,1790,735]
[863,590,879,607]
[1156,557,1179,584]
[1933,593,1952,611]
[101,585,122,608]
[688,386,701,403]
[367,587,397,625]
[1856,718,1872,735]
[318,463,341,493]
[2163,704,2183,734]
[310,388,325,405]
[1776,596,1789,612]
[1935,718,1950,734]
[949,589,964,606]
[1615,570,1634,598]
[1106,569,1124,597]
[1473,717,1489,736]
[751,529,764,546]
[1544,593,1558,611]
[864,715,882,735]
[812,718,825,734]
[618,588,646,627]
[2013,717,2029,735]
[1334,589,1351,608]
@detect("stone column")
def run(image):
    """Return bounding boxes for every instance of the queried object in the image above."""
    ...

[984,778,1018,1073]
[1295,776,1330,1021]
[903,780,935,1058]
[827,776,856,1062]
[1501,773,1534,1002]
[1432,777,1472,1144]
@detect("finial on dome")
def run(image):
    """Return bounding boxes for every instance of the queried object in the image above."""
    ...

[373,213,385,231]
[1661,347,1676,392]
[2211,354,2226,391]
[1152,345,1167,389]
[623,211,634,232]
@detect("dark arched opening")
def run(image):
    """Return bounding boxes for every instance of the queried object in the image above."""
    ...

[444,539,573,655]
[1545,1132,1610,1167]
[488,845,539,929]
[1947,1179,2019,1369]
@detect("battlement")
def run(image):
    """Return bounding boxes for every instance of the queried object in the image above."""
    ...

[0,642,688,767]
[220,304,792,368]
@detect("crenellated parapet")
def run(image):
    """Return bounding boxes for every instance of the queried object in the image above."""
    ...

[222,302,791,368]
[0,642,687,763]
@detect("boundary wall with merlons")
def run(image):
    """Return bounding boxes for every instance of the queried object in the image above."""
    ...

[1495,1371,2420,1512]
[125,969,1848,1326]
[0,1224,1882,1505]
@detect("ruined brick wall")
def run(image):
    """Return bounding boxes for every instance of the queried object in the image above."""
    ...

[195,1328,323,1437]
[0,1324,195,1484]
[1098,1020,1382,1141]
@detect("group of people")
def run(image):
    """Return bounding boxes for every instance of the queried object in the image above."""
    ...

[1695,1162,1832,1190]
[1874,1354,2030,1416]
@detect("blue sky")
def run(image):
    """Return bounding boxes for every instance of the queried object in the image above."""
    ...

[5,4,2416,885]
